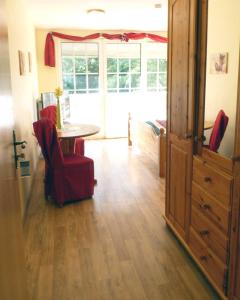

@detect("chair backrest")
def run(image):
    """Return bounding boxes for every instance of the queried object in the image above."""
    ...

[33,118,63,167]
[40,105,57,125]
[209,109,229,152]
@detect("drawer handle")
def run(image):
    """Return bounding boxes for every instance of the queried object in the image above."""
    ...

[199,230,209,236]
[199,203,211,210]
[200,255,207,261]
[204,176,212,183]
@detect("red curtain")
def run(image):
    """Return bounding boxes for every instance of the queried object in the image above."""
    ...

[44,31,168,67]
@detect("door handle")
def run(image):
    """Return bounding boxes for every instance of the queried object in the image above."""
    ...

[13,130,27,168]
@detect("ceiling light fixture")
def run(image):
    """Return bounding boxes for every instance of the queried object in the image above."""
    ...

[154,3,162,8]
[87,8,105,15]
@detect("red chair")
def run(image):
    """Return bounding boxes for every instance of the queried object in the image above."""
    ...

[40,105,85,156]
[209,109,229,152]
[33,118,94,206]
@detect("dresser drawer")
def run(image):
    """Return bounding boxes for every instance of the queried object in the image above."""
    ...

[189,227,227,293]
[192,182,230,234]
[193,157,232,206]
[191,205,228,263]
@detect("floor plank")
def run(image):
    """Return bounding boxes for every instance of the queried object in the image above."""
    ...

[24,139,220,300]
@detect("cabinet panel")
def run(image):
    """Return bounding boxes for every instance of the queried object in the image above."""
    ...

[191,205,228,263]
[193,157,232,206]
[189,228,227,293]
[168,142,189,238]
[169,0,190,138]
[192,181,230,234]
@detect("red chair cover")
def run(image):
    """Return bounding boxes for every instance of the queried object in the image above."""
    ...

[209,110,229,152]
[40,105,85,156]
[33,119,94,205]
[40,105,57,125]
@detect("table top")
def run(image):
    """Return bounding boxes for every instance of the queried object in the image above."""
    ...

[57,124,100,139]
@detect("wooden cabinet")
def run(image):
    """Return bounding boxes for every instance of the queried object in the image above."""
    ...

[166,0,240,299]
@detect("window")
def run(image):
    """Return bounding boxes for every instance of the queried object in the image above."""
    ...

[106,44,141,93]
[61,43,99,94]
[147,58,167,92]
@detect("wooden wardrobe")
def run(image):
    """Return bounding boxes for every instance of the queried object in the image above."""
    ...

[165,0,240,299]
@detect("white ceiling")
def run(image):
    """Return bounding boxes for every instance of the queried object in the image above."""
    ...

[26,0,168,31]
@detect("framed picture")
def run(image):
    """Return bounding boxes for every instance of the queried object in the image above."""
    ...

[28,52,32,72]
[18,50,25,75]
[209,52,228,74]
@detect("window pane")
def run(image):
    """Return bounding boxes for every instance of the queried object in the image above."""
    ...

[147,59,158,72]
[159,59,167,72]
[107,58,117,72]
[131,74,140,88]
[62,57,74,73]
[119,59,129,73]
[76,75,86,89]
[131,58,140,72]
[63,75,74,90]
[107,74,117,89]
[119,74,129,88]
[88,75,99,89]
[88,57,99,73]
[147,73,157,88]
[75,57,86,73]
[159,73,167,89]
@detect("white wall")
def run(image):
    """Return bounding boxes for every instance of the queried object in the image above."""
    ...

[205,0,240,157]
[6,0,39,218]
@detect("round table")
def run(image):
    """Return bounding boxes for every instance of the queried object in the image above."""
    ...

[57,124,100,155]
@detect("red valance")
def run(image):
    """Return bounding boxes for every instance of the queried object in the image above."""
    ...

[44,31,168,67]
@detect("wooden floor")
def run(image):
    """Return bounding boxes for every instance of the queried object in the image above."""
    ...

[24,139,220,300]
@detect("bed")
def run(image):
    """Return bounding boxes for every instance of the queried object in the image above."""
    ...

[128,113,166,178]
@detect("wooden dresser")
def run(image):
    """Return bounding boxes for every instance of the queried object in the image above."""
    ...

[189,152,233,295]
[166,1,240,299]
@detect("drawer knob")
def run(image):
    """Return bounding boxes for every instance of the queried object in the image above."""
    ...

[199,229,209,236]
[200,255,207,261]
[199,203,211,210]
[204,176,212,183]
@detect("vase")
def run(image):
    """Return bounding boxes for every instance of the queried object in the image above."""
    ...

[56,97,62,129]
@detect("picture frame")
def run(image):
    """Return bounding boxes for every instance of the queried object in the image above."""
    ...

[28,51,32,73]
[18,50,25,76]
[209,52,228,74]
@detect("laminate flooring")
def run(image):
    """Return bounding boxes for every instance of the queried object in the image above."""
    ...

[24,139,220,300]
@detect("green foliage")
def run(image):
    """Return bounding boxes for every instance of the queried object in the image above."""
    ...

[88,57,99,73]
[107,58,117,72]
[76,75,86,89]
[119,59,129,73]
[75,57,86,73]
[147,59,158,72]
[62,57,74,73]
[63,75,74,90]
[107,74,117,89]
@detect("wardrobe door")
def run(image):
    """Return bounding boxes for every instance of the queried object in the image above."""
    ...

[166,0,197,240]
[229,47,240,300]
